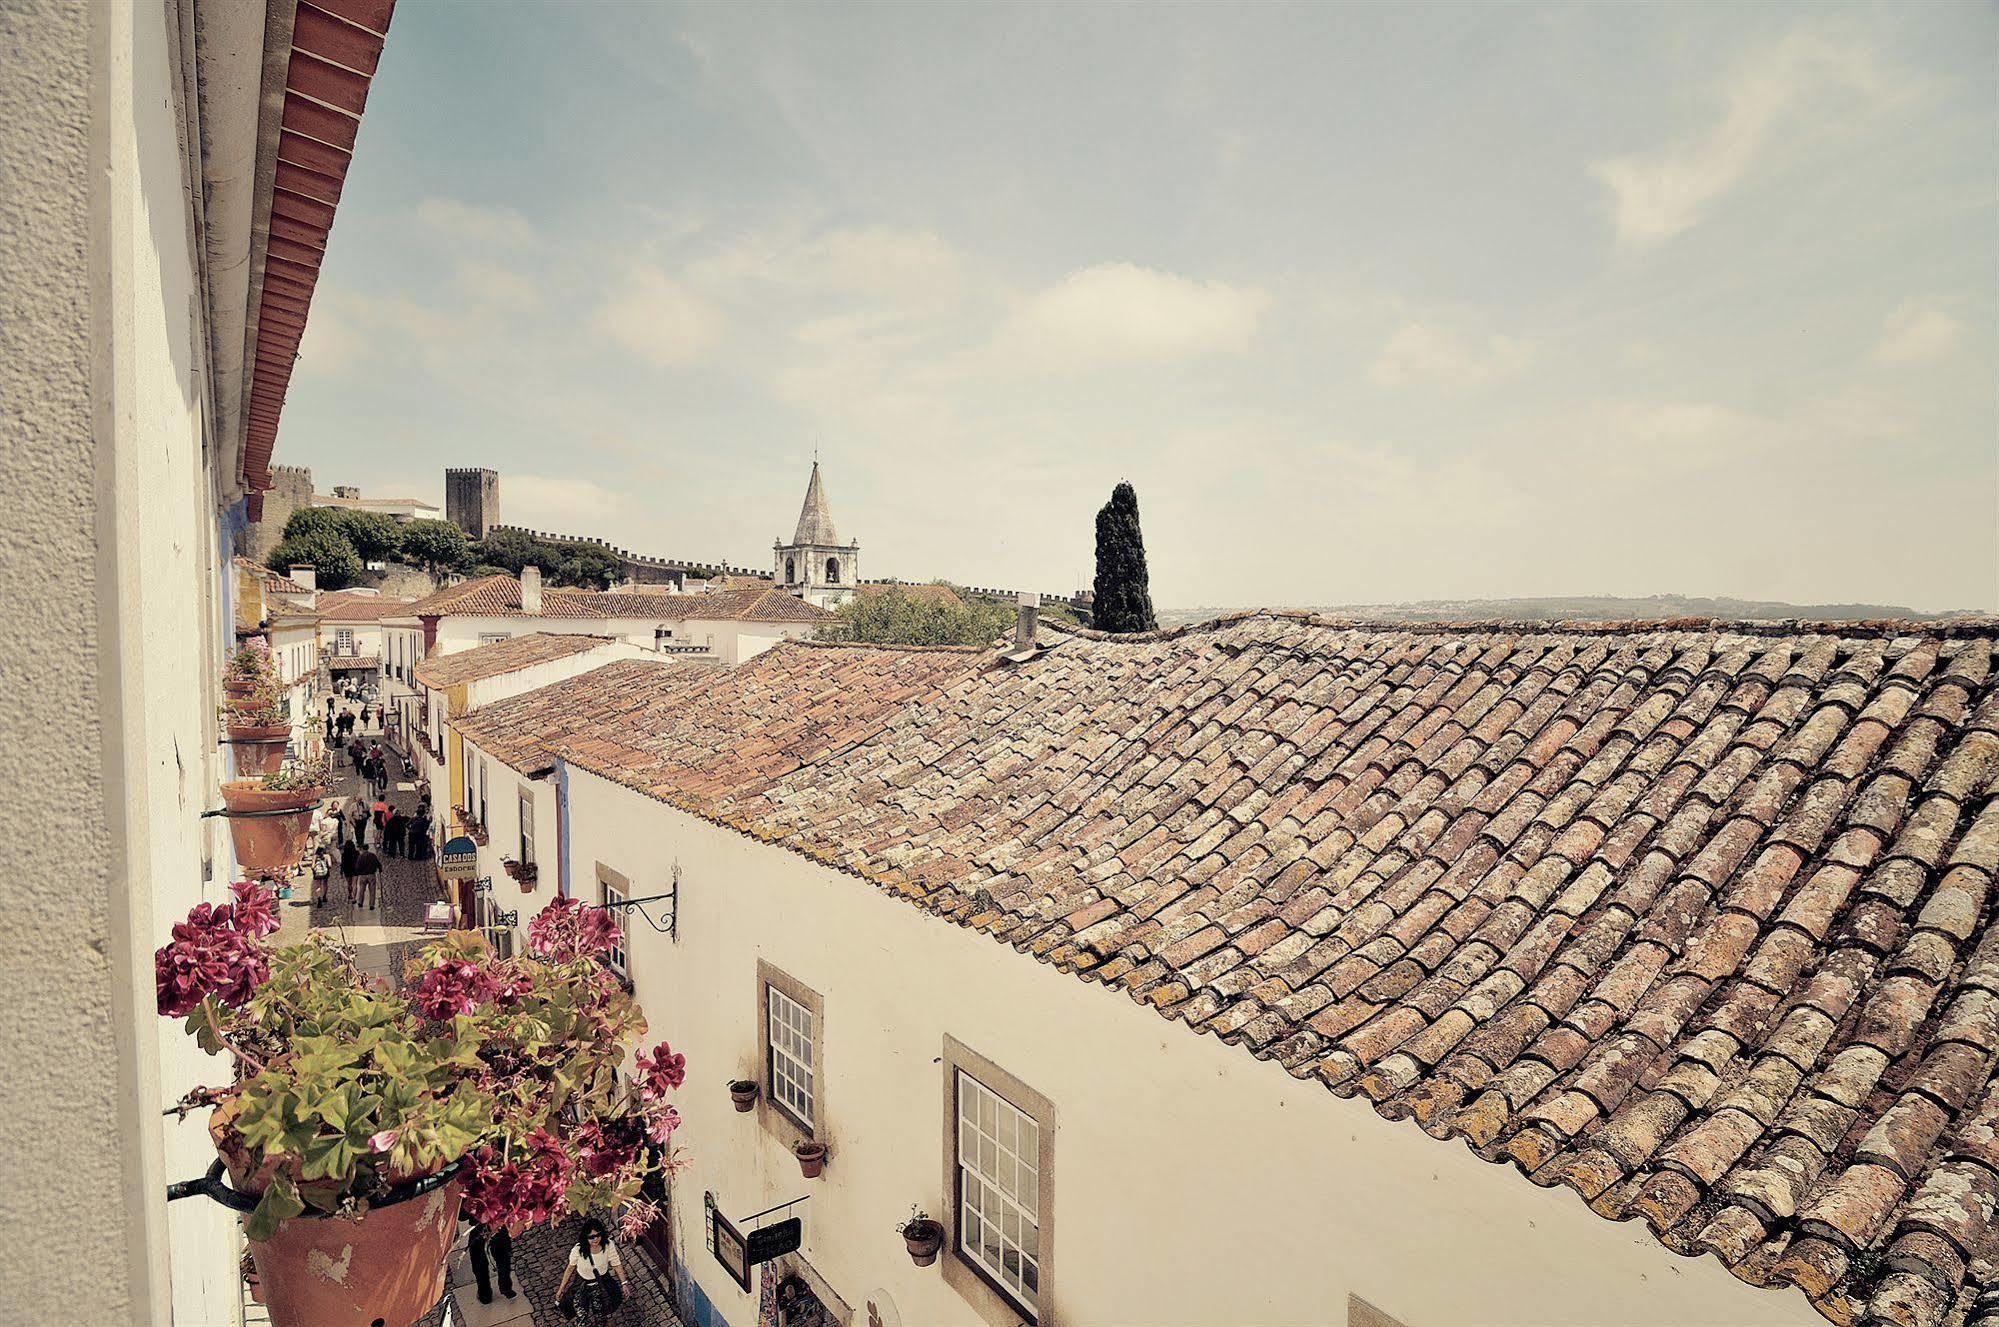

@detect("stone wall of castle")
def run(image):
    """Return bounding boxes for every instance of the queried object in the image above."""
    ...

[247,464,313,563]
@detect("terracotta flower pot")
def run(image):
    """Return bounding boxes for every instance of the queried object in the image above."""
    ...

[794,1140,827,1179]
[245,1176,464,1327]
[729,1080,758,1112]
[211,1107,464,1327]
[903,1220,945,1267]
[228,723,292,779]
[224,676,259,700]
[221,779,321,873]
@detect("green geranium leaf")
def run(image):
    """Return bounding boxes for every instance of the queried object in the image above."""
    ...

[245,1174,304,1242]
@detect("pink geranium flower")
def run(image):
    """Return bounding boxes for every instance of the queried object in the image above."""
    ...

[410,956,500,1021]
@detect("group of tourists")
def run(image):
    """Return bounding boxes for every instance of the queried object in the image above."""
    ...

[322,692,380,746]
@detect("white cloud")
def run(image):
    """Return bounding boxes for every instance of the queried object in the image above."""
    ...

[993,262,1268,372]
[415,198,536,247]
[1591,27,1902,249]
[1368,322,1531,390]
[1872,298,1962,364]
[454,261,540,311]
[295,304,370,377]
[592,264,726,368]
[502,474,646,533]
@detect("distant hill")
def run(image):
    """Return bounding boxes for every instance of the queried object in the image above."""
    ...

[1154,594,1978,630]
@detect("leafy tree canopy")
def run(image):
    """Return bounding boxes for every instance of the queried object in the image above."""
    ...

[398,519,472,575]
[267,530,363,591]
[826,586,1015,647]
[1091,480,1156,633]
[281,505,348,541]
[337,510,403,564]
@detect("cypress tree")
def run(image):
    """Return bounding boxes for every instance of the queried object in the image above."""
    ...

[1091,480,1157,633]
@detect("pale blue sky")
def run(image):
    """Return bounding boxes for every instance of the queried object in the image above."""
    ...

[285,2,1997,610]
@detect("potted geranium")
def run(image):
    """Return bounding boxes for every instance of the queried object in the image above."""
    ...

[794,1138,827,1179]
[159,889,686,1327]
[897,1208,945,1266]
[502,857,539,890]
[224,642,274,699]
[220,764,323,872]
[223,684,292,779]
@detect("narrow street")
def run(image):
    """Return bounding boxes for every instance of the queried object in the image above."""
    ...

[288,705,683,1327]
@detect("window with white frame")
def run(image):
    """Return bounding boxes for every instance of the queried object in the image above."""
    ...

[518,787,535,866]
[954,1067,1044,1315]
[766,986,815,1129]
[335,627,355,654]
[600,878,627,974]
[479,632,510,645]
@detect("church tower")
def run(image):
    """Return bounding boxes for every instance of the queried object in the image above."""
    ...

[774,461,859,608]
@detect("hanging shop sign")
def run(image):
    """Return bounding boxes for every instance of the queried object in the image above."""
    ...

[748,1217,803,1265]
[708,1194,807,1293]
[438,836,479,881]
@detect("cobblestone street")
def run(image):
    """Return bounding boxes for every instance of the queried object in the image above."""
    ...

[420,1217,684,1327]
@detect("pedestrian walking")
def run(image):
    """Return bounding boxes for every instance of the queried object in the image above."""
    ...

[339,840,360,904]
[354,846,382,910]
[461,1213,515,1306]
[372,796,390,838]
[350,800,371,849]
[408,807,432,860]
[386,809,408,859]
[311,847,331,906]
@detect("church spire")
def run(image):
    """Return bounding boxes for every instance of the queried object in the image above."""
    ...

[792,460,840,547]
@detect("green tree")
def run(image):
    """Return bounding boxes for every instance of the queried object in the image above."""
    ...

[281,505,349,541]
[268,529,363,591]
[337,510,403,564]
[553,545,623,589]
[1091,480,1156,633]
[471,528,555,576]
[827,586,1015,647]
[398,519,472,576]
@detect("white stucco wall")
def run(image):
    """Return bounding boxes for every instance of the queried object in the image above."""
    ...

[1,3,245,1321]
[556,765,1823,1327]
[459,640,649,711]
[434,614,673,655]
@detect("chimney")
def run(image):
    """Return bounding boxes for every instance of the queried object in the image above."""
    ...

[521,564,543,614]
[1015,591,1040,652]
[289,564,317,606]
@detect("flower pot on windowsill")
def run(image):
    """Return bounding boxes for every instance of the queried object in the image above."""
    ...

[503,859,539,890]
[794,1140,827,1179]
[901,1218,945,1267]
[226,723,292,778]
[729,1080,759,1113]
[220,778,321,873]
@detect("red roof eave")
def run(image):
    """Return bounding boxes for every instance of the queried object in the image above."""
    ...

[242,0,396,508]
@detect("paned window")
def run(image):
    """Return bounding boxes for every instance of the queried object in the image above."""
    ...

[766,986,815,1128]
[954,1067,1044,1316]
[518,788,535,866]
[601,878,627,973]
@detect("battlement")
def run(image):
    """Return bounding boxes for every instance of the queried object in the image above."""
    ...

[486,525,769,581]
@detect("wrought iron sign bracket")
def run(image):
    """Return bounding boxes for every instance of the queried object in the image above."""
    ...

[596,862,680,942]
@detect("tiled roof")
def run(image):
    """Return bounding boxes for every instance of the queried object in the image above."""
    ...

[235,556,309,597]
[452,644,977,780]
[314,590,414,621]
[406,574,830,624]
[549,614,1999,1327]
[412,632,618,689]
[670,586,832,624]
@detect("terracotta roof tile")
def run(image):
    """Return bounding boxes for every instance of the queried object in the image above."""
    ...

[412,632,620,689]
[313,590,415,622]
[514,614,1999,1326]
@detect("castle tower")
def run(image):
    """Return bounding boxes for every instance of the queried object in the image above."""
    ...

[247,464,313,562]
[445,467,499,539]
[773,461,858,608]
